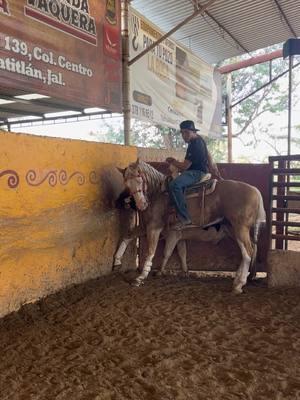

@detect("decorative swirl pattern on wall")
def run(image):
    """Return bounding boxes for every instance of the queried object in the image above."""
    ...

[89,171,101,185]
[0,170,20,188]
[26,170,58,187]
[59,170,85,186]
[1,169,100,188]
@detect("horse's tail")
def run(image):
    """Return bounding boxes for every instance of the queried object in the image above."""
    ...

[249,190,266,280]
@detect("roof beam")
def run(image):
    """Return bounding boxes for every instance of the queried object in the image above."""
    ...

[0,106,44,117]
[0,110,113,128]
[185,1,249,53]
[272,0,297,38]
[128,0,218,66]
[218,49,283,74]
[205,11,249,54]
[0,94,84,113]
[178,2,249,55]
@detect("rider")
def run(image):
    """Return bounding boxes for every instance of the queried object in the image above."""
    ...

[166,120,221,230]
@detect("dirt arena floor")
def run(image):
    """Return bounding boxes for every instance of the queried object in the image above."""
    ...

[1,272,300,400]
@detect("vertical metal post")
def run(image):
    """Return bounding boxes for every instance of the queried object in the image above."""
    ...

[226,73,233,163]
[285,55,293,249]
[121,0,131,145]
[287,55,293,156]
[276,159,285,250]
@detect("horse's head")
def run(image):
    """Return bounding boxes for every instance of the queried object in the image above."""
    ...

[118,159,149,211]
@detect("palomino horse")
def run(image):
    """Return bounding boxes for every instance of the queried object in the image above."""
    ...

[119,159,266,294]
[114,188,226,276]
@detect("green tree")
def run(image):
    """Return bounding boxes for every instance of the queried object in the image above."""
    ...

[88,118,226,162]
[222,46,300,161]
[89,45,300,163]
[206,137,227,162]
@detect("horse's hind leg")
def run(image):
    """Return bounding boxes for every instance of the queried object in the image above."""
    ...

[233,226,253,294]
[248,219,262,281]
[248,243,257,281]
[157,231,180,276]
[176,240,188,276]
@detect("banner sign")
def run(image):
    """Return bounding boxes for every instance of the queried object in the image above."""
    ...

[0,0,122,111]
[129,8,222,137]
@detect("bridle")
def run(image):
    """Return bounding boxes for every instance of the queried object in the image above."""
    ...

[125,172,148,199]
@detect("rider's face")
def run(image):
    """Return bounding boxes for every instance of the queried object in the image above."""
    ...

[181,129,192,143]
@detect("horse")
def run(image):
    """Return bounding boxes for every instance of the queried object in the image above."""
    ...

[118,159,266,294]
[113,188,226,276]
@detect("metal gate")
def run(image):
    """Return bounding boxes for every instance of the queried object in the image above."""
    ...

[269,155,300,251]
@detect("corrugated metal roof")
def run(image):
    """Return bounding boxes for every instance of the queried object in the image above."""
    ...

[132,0,300,64]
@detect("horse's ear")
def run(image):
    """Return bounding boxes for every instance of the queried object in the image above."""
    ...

[117,167,125,176]
[133,158,140,167]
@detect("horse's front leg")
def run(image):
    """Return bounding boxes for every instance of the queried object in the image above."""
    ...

[113,225,145,270]
[113,237,134,269]
[134,226,162,286]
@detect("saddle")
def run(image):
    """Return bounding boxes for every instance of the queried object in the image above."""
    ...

[166,173,218,227]
[185,173,217,197]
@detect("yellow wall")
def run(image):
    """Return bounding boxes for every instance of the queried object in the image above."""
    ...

[0,130,137,317]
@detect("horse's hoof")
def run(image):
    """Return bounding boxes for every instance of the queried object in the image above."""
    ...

[178,272,189,278]
[131,279,144,287]
[247,273,256,282]
[113,260,122,267]
[112,264,122,272]
[232,287,243,295]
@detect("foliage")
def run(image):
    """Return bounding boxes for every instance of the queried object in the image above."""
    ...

[88,118,226,162]
[206,137,227,162]
[89,46,300,163]
[221,46,300,161]
[231,56,289,137]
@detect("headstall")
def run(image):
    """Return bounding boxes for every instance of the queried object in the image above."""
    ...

[126,173,147,197]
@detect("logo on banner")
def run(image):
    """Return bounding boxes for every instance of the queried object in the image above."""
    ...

[24,0,97,45]
[105,0,116,25]
[103,0,120,59]
[131,13,139,51]
[0,0,10,15]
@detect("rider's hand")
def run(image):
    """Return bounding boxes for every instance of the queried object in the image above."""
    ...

[166,157,176,163]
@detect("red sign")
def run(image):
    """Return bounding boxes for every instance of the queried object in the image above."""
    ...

[0,0,122,111]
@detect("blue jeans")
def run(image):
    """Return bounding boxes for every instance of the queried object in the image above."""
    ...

[168,170,205,222]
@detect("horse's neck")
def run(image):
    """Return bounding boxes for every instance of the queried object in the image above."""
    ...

[141,165,166,198]
[140,190,168,224]
[147,177,166,198]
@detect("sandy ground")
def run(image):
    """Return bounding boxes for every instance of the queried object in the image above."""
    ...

[1,272,300,400]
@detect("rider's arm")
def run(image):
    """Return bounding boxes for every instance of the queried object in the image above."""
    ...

[172,158,191,171]
[166,157,191,171]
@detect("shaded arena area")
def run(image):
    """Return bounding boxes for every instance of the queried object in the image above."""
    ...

[1,273,300,400]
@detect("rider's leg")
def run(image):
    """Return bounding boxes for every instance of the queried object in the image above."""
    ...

[168,170,204,223]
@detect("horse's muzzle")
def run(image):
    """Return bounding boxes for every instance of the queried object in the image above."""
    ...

[136,199,149,211]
